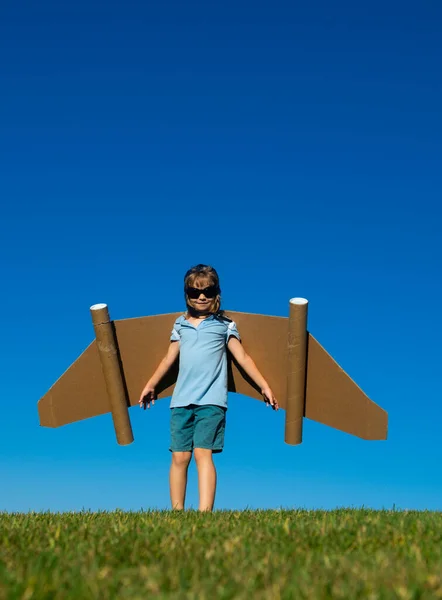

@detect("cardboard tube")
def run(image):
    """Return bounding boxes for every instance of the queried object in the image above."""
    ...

[285,298,308,445]
[90,304,134,445]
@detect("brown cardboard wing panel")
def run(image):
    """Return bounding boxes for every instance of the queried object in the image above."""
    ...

[113,313,182,406]
[38,310,388,439]
[38,312,183,427]
[38,341,109,427]
[305,335,388,440]
[223,311,289,408]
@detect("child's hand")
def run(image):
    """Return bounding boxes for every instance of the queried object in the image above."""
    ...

[262,386,279,410]
[139,383,156,410]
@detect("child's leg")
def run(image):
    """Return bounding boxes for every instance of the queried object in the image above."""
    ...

[169,406,195,510]
[194,448,217,512]
[169,451,192,510]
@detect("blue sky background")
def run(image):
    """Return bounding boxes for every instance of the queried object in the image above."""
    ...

[1,0,441,512]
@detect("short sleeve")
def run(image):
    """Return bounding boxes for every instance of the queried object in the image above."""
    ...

[226,320,241,342]
[170,318,181,342]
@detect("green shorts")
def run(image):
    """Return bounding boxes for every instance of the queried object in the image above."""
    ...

[169,404,227,454]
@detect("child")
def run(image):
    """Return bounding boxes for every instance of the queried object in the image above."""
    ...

[138,264,278,512]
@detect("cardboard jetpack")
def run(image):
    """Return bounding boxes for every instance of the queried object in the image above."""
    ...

[37,299,388,446]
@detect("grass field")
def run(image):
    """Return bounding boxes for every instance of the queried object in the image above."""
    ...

[1,508,441,599]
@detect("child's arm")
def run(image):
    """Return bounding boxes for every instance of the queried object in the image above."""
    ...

[138,341,180,409]
[227,337,279,410]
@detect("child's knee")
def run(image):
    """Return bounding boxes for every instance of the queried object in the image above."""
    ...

[172,451,192,467]
[193,447,214,462]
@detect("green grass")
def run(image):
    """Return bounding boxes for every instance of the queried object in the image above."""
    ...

[1,509,441,599]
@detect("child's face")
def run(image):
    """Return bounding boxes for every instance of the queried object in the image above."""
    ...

[187,277,216,312]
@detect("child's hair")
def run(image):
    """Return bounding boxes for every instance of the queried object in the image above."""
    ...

[184,264,222,317]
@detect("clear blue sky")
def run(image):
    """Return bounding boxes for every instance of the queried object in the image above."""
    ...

[1,0,441,512]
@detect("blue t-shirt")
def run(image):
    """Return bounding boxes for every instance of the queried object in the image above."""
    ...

[169,314,241,409]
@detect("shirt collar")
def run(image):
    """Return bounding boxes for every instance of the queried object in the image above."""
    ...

[181,313,216,323]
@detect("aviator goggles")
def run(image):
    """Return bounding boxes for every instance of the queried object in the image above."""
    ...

[186,285,219,299]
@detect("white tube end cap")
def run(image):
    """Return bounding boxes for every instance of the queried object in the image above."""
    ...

[290,298,308,305]
[90,303,108,311]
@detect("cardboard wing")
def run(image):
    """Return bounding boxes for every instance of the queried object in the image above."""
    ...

[37,304,388,446]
